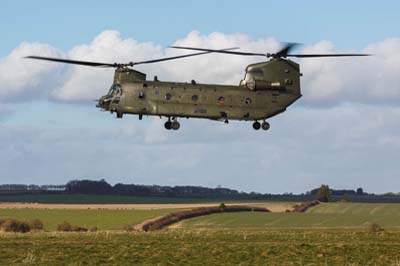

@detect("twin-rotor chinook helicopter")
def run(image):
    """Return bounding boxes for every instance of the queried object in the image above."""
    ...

[26,43,369,130]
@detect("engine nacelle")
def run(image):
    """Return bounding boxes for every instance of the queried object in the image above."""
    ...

[245,79,284,91]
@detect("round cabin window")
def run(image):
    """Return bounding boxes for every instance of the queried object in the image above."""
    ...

[218,96,225,104]
[191,95,198,102]
[165,93,172,100]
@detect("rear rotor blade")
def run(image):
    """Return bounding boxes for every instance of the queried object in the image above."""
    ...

[170,46,266,57]
[24,56,116,67]
[288,53,371,58]
[170,45,371,59]
[275,43,300,57]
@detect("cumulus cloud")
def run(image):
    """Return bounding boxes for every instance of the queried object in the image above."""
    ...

[299,39,400,106]
[0,42,64,101]
[52,31,163,101]
[1,30,399,106]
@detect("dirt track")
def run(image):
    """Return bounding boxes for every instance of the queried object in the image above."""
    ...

[0,202,295,212]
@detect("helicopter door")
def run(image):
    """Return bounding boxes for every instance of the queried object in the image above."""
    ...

[134,84,150,114]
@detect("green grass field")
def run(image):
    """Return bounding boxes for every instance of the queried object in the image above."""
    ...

[2,202,400,231]
[1,230,400,265]
[0,209,178,230]
[181,203,400,230]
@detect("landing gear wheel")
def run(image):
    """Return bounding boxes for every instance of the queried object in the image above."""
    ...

[164,121,172,130]
[116,111,123,119]
[261,121,270,131]
[171,121,180,130]
[253,121,261,130]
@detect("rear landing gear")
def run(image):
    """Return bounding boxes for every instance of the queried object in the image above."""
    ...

[253,121,270,131]
[253,121,261,130]
[261,121,270,131]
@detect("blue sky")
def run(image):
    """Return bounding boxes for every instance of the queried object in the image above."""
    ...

[0,1,399,193]
[2,0,400,55]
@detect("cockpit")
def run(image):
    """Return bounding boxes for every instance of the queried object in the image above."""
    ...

[107,84,123,96]
[97,84,123,110]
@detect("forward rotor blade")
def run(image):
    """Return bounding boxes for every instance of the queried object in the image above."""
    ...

[25,47,240,68]
[288,53,371,58]
[170,46,266,57]
[24,56,116,67]
[133,47,239,66]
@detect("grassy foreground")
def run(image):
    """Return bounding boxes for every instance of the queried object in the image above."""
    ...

[1,230,400,266]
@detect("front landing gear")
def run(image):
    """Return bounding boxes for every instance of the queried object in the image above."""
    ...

[253,121,270,131]
[164,120,172,130]
[165,118,180,130]
[116,111,123,119]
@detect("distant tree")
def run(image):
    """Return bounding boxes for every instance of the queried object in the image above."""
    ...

[315,185,333,202]
[341,193,350,202]
[356,187,364,195]
[65,179,112,194]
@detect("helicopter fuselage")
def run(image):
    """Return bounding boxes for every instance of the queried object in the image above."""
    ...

[97,59,302,127]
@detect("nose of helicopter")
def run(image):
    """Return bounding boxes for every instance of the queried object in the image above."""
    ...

[96,95,111,110]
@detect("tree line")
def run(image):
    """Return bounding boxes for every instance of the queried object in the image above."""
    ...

[1,179,399,202]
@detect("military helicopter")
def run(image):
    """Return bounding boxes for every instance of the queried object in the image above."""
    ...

[26,43,369,130]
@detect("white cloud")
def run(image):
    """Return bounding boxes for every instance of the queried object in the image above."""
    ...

[1,31,399,106]
[52,31,163,101]
[0,42,64,101]
[299,38,400,106]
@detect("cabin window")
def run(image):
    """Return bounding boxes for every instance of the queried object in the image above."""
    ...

[116,86,123,96]
[218,96,225,104]
[165,93,172,100]
[245,97,252,104]
[138,91,145,99]
[191,95,198,102]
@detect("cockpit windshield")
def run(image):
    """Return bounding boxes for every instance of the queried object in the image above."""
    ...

[107,84,122,96]
[107,85,116,96]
